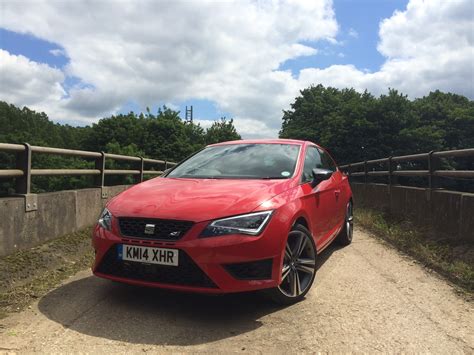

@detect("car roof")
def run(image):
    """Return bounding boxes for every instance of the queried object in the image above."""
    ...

[208,138,317,147]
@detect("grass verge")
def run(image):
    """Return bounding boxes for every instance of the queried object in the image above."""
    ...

[356,208,473,296]
[1,213,472,318]
[0,228,94,319]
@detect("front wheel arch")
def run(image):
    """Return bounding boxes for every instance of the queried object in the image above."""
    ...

[293,216,309,230]
[266,223,317,305]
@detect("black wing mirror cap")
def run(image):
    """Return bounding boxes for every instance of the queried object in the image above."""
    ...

[311,168,333,187]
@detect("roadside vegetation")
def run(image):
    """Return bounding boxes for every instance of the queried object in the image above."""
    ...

[0,228,94,318]
[1,86,473,194]
[355,208,474,296]
[280,85,474,165]
[0,102,240,194]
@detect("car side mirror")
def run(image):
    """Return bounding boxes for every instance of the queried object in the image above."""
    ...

[311,168,333,187]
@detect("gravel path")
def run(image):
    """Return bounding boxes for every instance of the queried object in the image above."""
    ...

[0,228,472,353]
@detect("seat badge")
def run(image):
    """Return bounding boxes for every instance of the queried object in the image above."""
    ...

[144,224,155,235]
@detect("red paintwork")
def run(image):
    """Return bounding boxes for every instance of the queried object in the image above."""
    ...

[92,139,352,293]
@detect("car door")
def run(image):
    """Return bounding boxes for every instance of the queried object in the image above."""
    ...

[300,145,339,249]
[318,147,345,234]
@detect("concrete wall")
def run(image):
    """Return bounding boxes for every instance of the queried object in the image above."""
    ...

[1,182,472,256]
[0,185,129,256]
[351,183,474,242]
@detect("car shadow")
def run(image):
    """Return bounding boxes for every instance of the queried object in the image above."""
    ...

[38,242,342,346]
[316,242,342,270]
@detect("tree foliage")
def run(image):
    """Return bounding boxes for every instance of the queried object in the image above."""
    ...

[0,102,241,194]
[1,84,472,194]
[280,85,474,164]
[205,118,241,145]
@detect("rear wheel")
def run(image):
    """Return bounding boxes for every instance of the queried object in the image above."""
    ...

[266,224,317,305]
[336,201,353,246]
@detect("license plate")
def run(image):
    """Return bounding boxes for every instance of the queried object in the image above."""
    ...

[118,245,179,266]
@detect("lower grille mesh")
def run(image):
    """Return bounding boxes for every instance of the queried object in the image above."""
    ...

[224,258,273,280]
[97,245,217,288]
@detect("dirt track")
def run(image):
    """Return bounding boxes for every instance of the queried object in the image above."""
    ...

[0,228,472,353]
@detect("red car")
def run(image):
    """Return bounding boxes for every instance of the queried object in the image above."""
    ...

[92,139,353,304]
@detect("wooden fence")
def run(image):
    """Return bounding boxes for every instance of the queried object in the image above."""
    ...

[0,143,176,209]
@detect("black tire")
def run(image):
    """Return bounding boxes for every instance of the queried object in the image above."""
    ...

[265,224,317,305]
[336,201,353,246]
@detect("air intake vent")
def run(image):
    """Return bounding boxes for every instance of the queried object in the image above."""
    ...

[224,258,273,280]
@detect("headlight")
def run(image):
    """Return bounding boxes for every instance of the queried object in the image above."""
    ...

[98,208,113,231]
[200,210,273,237]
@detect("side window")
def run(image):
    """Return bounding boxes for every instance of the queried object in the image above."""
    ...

[318,148,337,172]
[302,146,323,182]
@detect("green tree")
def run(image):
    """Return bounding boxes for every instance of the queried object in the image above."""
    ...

[205,118,241,144]
[0,101,243,194]
[280,85,377,163]
[279,85,473,164]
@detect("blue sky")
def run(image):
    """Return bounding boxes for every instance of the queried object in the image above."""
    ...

[281,0,408,73]
[0,26,235,122]
[0,0,472,137]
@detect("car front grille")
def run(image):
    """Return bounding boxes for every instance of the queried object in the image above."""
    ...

[96,244,218,288]
[223,258,273,280]
[118,217,194,241]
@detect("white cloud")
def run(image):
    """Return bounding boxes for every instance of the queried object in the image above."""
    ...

[0,0,337,137]
[233,118,280,139]
[348,28,358,38]
[0,0,472,139]
[164,102,179,111]
[297,0,473,99]
[49,48,66,57]
[194,119,214,130]
[0,49,65,106]
[0,49,122,123]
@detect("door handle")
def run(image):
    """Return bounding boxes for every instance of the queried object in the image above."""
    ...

[334,189,341,198]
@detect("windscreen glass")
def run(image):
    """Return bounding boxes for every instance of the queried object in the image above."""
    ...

[167,143,300,179]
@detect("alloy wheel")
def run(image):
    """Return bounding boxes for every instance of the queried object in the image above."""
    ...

[346,202,354,242]
[278,230,316,297]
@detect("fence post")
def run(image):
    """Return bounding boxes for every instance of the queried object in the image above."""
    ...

[15,143,38,212]
[388,157,393,186]
[428,150,436,192]
[388,156,393,213]
[135,157,144,183]
[427,150,437,230]
[364,160,368,184]
[95,152,106,198]
[15,143,32,195]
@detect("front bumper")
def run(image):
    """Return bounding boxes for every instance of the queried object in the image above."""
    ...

[92,212,288,294]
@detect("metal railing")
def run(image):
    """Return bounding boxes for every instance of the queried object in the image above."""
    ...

[0,142,176,195]
[339,148,474,188]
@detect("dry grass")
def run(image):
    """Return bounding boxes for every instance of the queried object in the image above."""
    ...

[356,208,474,295]
[1,213,472,318]
[0,228,94,318]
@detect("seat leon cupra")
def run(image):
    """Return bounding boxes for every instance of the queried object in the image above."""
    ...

[92,139,353,304]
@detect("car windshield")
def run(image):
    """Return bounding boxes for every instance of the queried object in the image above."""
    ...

[167,143,300,179]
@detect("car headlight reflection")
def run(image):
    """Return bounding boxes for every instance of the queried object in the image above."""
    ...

[98,207,113,231]
[200,210,273,237]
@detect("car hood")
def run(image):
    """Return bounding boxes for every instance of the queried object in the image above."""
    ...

[107,177,295,222]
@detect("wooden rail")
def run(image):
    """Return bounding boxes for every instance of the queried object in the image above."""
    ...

[339,148,474,188]
[0,142,176,195]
